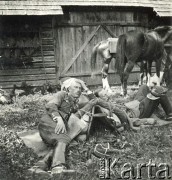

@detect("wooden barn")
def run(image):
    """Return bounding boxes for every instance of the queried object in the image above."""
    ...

[0,0,171,89]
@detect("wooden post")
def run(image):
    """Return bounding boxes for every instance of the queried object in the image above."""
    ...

[52,16,59,85]
[39,27,48,84]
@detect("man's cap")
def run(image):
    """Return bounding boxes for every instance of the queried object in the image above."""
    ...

[61,78,86,91]
[150,86,168,97]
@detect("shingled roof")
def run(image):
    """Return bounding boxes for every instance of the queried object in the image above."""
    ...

[0,0,171,17]
[0,1,63,15]
[56,0,172,17]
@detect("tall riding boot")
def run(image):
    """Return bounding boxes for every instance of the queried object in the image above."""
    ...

[139,98,159,119]
[51,142,66,168]
[160,95,172,120]
[28,149,54,179]
[35,149,53,171]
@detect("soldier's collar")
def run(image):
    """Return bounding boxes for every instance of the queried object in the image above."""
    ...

[66,93,79,103]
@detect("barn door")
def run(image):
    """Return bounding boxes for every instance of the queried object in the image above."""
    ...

[55,24,117,86]
[61,25,116,76]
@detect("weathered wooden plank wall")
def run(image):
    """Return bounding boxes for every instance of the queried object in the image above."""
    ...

[54,9,149,87]
[0,16,57,89]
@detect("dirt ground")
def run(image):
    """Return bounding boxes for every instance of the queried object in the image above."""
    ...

[0,85,172,180]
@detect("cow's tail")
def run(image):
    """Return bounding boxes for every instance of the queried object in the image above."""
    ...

[91,43,100,70]
[115,34,126,73]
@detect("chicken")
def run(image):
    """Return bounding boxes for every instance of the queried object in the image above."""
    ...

[0,89,14,104]
[0,81,35,104]
[13,81,33,97]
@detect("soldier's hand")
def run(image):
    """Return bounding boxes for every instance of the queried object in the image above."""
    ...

[54,116,66,134]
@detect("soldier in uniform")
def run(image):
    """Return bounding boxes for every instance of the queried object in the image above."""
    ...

[28,78,129,178]
[125,84,172,120]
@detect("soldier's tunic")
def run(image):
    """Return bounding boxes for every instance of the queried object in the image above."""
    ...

[39,91,82,145]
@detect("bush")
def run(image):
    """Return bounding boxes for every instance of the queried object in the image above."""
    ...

[0,129,38,180]
[0,94,51,180]
[0,94,52,131]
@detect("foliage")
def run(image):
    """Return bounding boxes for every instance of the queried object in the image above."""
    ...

[0,93,52,180]
[0,93,52,131]
[0,129,38,180]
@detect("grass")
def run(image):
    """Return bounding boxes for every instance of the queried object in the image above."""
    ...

[0,88,172,180]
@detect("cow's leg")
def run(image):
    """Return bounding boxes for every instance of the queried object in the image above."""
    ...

[139,73,144,86]
[147,61,152,86]
[120,63,125,96]
[101,57,112,93]
[156,58,162,86]
[103,77,112,92]
[120,73,124,96]
[122,61,135,96]
[152,56,165,87]
[139,61,146,86]
[151,72,162,87]
[159,50,167,84]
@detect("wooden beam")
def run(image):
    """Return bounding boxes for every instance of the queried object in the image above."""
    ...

[0,79,57,89]
[32,63,55,68]
[0,74,56,82]
[0,68,56,76]
[59,67,156,78]
[56,21,147,27]
[101,25,117,38]
[61,25,101,75]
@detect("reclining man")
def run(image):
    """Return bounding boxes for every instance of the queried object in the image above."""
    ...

[96,82,172,128]
[28,78,129,178]
[125,84,172,121]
